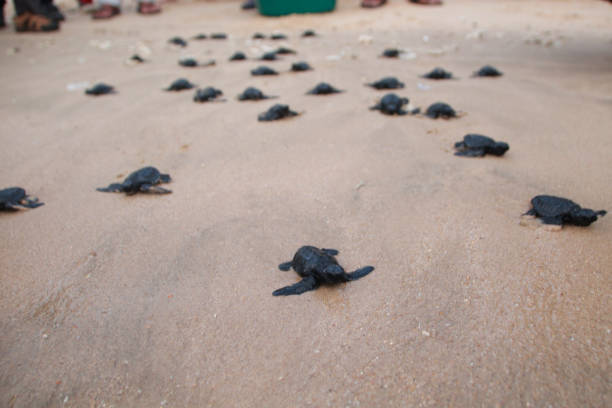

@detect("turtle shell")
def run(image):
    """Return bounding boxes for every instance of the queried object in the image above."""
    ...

[530,195,581,218]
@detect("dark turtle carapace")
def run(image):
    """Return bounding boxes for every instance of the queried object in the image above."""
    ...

[130,54,145,63]
[192,33,207,40]
[258,104,298,121]
[307,82,343,95]
[0,187,43,212]
[270,33,287,40]
[473,65,503,77]
[193,87,223,103]
[275,47,296,55]
[210,33,227,40]
[179,58,215,68]
[85,83,115,96]
[370,93,412,115]
[252,32,266,39]
[273,246,375,296]
[291,61,312,72]
[367,77,404,90]
[251,66,278,76]
[425,102,457,119]
[301,29,316,37]
[97,166,171,195]
[168,37,187,47]
[165,78,196,91]
[229,51,247,61]
[238,87,275,101]
[381,48,400,58]
[524,195,606,227]
[260,52,279,61]
[454,134,509,157]
[422,67,453,80]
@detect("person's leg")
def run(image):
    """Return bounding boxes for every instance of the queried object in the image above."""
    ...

[137,0,161,15]
[12,0,59,31]
[92,0,120,19]
[0,0,6,27]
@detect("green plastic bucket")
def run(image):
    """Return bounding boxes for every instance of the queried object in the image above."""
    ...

[257,0,336,16]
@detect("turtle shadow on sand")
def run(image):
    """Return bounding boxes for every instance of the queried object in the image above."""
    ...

[273,246,375,296]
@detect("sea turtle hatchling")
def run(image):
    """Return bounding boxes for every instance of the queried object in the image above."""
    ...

[85,83,115,96]
[258,104,298,121]
[473,65,503,77]
[301,29,316,37]
[270,33,287,40]
[370,93,417,115]
[251,66,278,76]
[422,67,453,79]
[237,87,275,101]
[524,195,606,227]
[275,47,296,55]
[260,52,279,61]
[291,62,312,72]
[165,78,196,91]
[381,48,400,58]
[0,187,43,211]
[252,33,266,39]
[193,87,223,103]
[178,58,215,68]
[367,77,404,90]
[454,134,509,157]
[306,82,343,95]
[168,37,187,47]
[210,33,227,40]
[229,52,247,61]
[97,166,171,195]
[192,33,207,40]
[425,102,457,119]
[273,246,375,296]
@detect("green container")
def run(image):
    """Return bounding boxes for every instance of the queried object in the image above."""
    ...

[257,0,336,16]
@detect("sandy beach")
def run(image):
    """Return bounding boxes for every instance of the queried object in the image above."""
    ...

[1,0,611,406]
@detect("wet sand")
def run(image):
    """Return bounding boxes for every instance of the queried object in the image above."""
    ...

[1,0,611,406]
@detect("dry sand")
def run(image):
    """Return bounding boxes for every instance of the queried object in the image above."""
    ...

[1,0,611,406]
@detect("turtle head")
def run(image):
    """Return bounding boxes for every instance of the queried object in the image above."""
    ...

[570,208,605,226]
[490,142,509,156]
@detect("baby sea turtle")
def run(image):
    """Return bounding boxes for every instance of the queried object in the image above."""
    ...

[473,65,503,77]
[165,78,196,91]
[270,33,287,40]
[258,104,298,121]
[252,32,266,39]
[0,187,43,211]
[301,29,316,37]
[307,82,343,95]
[425,102,457,119]
[251,66,278,76]
[210,33,227,40]
[524,195,606,227]
[367,77,404,90]
[260,52,279,61]
[85,83,115,96]
[178,58,215,68]
[97,166,171,195]
[291,62,312,72]
[370,93,412,115]
[454,134,509,157]
[193,87,223,103]
[130,54,145,63]
[275,47,296,55]
[422,67,453,80]
[273,246,375,296]
[168,37,187,47]
[229,52,247,61]
[381,48,400,58]
[238,87,275,101]
[192,33,207,40]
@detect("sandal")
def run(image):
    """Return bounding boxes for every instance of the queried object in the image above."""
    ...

[92,4,120,19]
[14,11,59,32]
[362,0,386,7]
[137,2,161,15]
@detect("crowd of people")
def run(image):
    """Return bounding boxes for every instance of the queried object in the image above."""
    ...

[0,0,444,33]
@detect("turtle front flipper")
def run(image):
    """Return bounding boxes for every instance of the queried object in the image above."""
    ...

[1,203,19,212]
[321,248,339,256]
[96,183,123,193]
[140,184,172,194]
[455,148,485,157]
[278,261,293,271]
[19,196,44,209]
[347,266,374,281]
[273,276,318,296]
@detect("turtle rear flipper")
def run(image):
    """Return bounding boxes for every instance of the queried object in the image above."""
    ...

[140,184,171,194]
[1,203,19,212]
[273,276,318,296]
[278,261,293,271]
[97,183,123,193]
[20,197,44,208]
[540,216,563,225]
[347,266,374,281]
